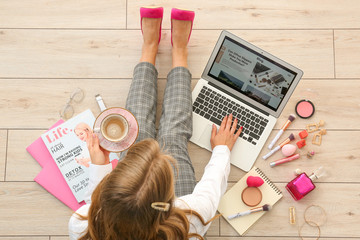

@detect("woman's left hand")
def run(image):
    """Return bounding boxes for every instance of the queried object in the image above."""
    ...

[87,133,110,165]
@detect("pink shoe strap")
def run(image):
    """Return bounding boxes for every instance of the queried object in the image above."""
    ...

[171,8,195,21]
[140,7,164,19]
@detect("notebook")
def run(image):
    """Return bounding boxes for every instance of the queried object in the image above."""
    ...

[217,166,282,235]
[190,30,303,172]
[27,119,86,211]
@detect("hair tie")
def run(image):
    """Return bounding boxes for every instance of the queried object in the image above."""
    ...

[151,202,170,212]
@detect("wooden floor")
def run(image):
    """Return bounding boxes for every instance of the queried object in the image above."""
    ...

[1,0,360,239]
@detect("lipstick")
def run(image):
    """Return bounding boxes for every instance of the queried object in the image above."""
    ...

[270,153,300,167]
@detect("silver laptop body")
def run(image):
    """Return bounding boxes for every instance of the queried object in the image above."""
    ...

[190,30,303,172]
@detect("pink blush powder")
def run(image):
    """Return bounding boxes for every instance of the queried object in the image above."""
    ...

[296,100,315,118]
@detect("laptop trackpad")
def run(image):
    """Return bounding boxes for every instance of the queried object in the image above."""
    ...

[198,123,214,151]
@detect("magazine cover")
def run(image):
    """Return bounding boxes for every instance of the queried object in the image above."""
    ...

[41,109,94,202]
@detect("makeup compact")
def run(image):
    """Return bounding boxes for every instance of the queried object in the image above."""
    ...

[295,100,315,119]
[241,176,264,207]
[242,187,262,207]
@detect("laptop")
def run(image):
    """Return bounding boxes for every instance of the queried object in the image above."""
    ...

[190,30,303,172]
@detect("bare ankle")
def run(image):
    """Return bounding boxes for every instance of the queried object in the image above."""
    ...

[140,43,158,65]
[172,47,188,68]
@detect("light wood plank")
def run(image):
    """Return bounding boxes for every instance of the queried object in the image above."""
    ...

[273,80,360,130]
[191,130,360,183]
[205,217,219,237]
[0,182,72,235]
[0,0,126,29]
[0,30,142,79]
[335,30,360,78]
[0,181,218,236]
[237,130,359,183]
[50,237,67,240]
[0,79,132,128]
[219,183,360,237]
[128,0,360,29]
[0,29,333,79]
[7,130,46,181]
[0,78,171,129]
[0,130,7,181]
[2,78,357,129]
[7,128,360,184]
[0,238,48,240]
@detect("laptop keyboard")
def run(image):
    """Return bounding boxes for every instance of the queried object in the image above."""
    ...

[192,86,269,145]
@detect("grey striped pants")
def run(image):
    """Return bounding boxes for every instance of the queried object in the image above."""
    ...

[121,62,196,197]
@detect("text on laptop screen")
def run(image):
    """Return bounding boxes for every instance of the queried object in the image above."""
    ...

[208,36,298,112]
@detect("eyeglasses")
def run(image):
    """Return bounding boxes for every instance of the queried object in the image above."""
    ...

[59,88,85,119]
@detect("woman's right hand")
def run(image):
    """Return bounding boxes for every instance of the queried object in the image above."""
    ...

[210,114,242,151]
[87,133,110,165]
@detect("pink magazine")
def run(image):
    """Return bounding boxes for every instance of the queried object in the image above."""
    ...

[27,120,63,168]
[27,120,85,211]
[27,119,119,211]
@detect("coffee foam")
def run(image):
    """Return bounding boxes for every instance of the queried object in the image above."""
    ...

[102,115,128,142]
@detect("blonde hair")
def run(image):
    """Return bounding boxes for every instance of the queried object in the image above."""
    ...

[78,138,217,240]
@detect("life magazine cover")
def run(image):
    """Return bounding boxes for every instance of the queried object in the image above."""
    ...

[41,109,117,203]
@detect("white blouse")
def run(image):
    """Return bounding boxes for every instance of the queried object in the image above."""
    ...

[68,145,231,239]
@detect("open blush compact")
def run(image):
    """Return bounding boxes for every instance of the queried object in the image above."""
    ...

[241,187,262,207]
[295,100,315,119]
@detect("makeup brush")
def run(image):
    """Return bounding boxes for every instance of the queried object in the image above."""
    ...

[228,204,272,220]
[268,114,296,149]
[263,133,295,160]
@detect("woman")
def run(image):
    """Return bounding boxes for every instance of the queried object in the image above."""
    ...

[74,122,93,168]
[69,7,243,240]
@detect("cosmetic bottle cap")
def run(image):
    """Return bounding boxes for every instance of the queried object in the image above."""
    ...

[309,166,326,181]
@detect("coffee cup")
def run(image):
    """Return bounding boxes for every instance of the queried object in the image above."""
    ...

[99,114,129,142]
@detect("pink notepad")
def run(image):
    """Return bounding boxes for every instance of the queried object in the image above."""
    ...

[27,120,85,211]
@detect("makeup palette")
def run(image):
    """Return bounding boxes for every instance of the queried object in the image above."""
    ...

[295,100,315,119]
[241,187,262,207]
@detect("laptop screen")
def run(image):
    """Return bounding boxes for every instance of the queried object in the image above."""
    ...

[208,36,298,112]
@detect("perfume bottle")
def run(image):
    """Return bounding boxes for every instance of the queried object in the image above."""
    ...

[286,167,325,201]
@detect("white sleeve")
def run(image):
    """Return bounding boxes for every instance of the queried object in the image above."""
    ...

[68,204,90,240]
[68,163,112,239]
[177,145,231,234]
[83,163,112,204]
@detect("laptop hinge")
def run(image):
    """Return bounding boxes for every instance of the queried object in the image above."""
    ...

[208,82,270,116]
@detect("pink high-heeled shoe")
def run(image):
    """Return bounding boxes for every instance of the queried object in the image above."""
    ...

[171,8,195,46]
[140,7,163,44]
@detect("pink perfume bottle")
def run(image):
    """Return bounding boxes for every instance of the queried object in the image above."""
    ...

[286,167,325,201]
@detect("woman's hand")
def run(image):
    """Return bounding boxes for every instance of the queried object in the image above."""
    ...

[210,114,243,151]
[87,133,110,165]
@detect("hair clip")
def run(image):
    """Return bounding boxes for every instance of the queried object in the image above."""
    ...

[151,202,170,212]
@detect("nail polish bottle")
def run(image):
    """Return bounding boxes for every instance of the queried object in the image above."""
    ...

[286,167,325,201]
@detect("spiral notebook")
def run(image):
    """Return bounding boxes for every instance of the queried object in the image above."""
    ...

[218,166,282,235]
